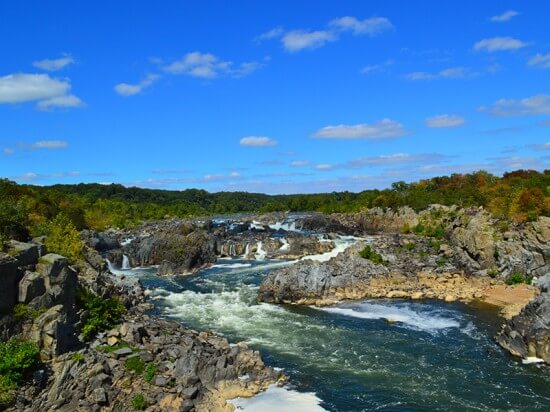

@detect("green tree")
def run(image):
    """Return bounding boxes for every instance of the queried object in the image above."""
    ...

[44,213,83,262]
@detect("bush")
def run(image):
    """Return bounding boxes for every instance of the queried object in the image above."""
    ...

[487,268,499,278]
[132,393,148,410]
[412,224,425,234]
[505,273,532,285]
[359,245,387,265]
[425,225,445,239]
[429,239,441,252]
[76,288,126,340]
[44,213,83,263]
[12,304,46,320]
[0,339,40,406]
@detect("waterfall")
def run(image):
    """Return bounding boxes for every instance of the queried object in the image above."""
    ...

[279,238,290,251]
[106,258,116,272]
[122,254,131,270]
[230,243,236,257]
[255,241,267,260]
[244,243,250,258]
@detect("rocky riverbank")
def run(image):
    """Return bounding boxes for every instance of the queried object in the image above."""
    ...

[0,237,282,411]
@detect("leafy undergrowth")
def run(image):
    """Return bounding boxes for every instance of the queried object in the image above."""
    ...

[0,339,40,406]
[76,288,126,340]
[359,245,388,265]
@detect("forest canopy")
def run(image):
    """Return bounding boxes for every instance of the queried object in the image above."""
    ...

[1,169,549,241]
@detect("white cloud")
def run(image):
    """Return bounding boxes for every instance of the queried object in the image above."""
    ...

[163,52,261,78]
[37,94,84,110]
[313,119,408,139]
[528,142,550,151]
[30,140,68,149]
[290,160,309,167]
[11,171,80,182]
[480,94,550,117]
[282,30,336,52]
[528,53,550,69]
[255,27,284,42]
[33,54,74,71]
[406,66,470,80]
[329,16,393,36]
[0,73,83,109]
[239,136,278,147]
[315,163,334,171]
[425,114,465,128]
[490,10,519,22]
[474,37,527,52]
[3,147,14,155]
[114,74,160,96]
[361,59,394,75]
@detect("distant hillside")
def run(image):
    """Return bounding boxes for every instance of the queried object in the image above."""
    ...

[1,169,548,240]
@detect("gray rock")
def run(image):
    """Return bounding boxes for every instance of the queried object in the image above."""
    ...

[7,240,39,267]
[112,347,133,358]
[91,387,107,404]
[0,253,19,311]
[18,271,46,303]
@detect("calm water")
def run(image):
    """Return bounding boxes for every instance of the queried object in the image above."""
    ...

[119,258,550,411]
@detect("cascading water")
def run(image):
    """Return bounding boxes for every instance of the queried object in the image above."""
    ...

[255,241,267,260]
[244,243,250,258]
[122,254,131,270]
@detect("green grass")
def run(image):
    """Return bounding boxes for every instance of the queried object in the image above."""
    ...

[436,257,448,267]
[358,245,387,265]
[124,356,145,374]
[403,242,416,251]
[144,363,156,383]
[71,352,85,363]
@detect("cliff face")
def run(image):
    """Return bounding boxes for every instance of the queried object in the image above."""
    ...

[496,275,550,363]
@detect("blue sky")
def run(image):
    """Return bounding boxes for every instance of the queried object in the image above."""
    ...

[1,0,549,194]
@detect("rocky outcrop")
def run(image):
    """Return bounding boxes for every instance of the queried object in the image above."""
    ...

[0,253,20,312]
[496,275,550,364]
[10,314,283,412]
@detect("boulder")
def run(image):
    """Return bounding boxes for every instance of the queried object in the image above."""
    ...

[30,305,79,360]
[36,254,78,308]
[7,240,39,267]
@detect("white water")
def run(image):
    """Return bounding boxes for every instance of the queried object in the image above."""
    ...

[522,357,545,364]
[213,263,253,269]
[250,221,266,231]
[269,220,300,233]
[244,243,250,258]
[120,237,134,246]
[317,301,462,335]
[229,385,326,411]
[301,237,357,263]
[279,238,290,251]
[122,254,131,270]
[255,241,267,260]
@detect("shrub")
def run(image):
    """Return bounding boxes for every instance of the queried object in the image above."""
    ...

[487,268,499,278]
[429,239,441,252]
[131,393,148,410]
[412,224,425,234]
[71,353,85,363]
[44,213,83,263]
[0,339,40,406]
[359,245,387,265]
[403,242,416,251]
[505,273,532,285]
[426,225,445,239]
[124,356,145,374]
[436,257,448,267]
[144,363,156,383]
[12,304,46,320]
[76,288,126,340]
[401,223,411,234]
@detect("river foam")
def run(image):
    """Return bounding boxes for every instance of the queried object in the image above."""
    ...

[229,385,326,411]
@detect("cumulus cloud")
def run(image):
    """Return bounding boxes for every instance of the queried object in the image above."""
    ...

[315,163,334,171]
[480,94,550,116]
[259,15,393,52]
[114,74,160,96]
[425,114,465,128]
[361,59,394,75]
[163,52,261,78]
[313,119,408,139]
[329,16,393,35]
[490,10,519,22]
[282,30,336,52]
[239,136,278,147]
[33,54,74,71]
[406,66,470,80]
[3,147,14,155]
[0,73,83,109]
[528,53,550,69]
[474,37,527,52]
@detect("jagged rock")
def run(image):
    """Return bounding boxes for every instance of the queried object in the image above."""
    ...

[30,305,79,360]
[18,271,46,303]
[496,274,550,364]
[7,240,40,267]
[0,252,19,311]
[35,254,78,308]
